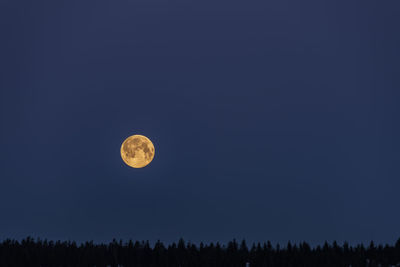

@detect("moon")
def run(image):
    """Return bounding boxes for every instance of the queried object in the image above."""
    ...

[120,135,155,168]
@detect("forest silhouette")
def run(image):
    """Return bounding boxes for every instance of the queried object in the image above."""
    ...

[1,237,400,266]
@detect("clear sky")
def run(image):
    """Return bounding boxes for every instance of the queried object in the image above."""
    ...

[0,0,399,245]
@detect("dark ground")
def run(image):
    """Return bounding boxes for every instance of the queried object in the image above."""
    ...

[1,237,400,267]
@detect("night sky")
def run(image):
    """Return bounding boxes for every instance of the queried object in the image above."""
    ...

[0,0,399,245]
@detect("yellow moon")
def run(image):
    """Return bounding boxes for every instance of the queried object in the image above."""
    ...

[120,135,155,168]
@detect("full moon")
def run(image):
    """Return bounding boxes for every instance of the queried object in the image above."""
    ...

[120,135,155,168]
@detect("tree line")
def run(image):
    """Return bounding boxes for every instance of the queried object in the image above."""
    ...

[1,237,400,267]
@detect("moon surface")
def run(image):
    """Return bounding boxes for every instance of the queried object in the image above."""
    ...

[120,135,155,168]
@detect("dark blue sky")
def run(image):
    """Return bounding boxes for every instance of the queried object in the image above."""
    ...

[0,0,399,245]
